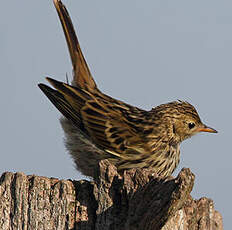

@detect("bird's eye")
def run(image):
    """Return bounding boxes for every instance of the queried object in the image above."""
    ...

[188,122,195,129]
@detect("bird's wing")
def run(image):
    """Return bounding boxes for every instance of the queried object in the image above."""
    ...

[38,83,82,127]
[53,0,97,90]
[38,77,151,158]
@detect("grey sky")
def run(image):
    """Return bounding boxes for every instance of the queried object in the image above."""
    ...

[0,0,230,228]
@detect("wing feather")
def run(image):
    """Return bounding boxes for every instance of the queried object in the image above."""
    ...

[40,77,154,159]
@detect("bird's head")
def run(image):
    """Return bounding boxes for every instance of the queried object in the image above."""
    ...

[152,101,217,142]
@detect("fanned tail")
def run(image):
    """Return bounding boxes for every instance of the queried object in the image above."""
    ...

[53,0,97,90]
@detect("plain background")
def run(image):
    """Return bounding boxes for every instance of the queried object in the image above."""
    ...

[0,0,231,228]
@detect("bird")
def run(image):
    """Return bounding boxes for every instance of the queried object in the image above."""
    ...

[38,0,217,178]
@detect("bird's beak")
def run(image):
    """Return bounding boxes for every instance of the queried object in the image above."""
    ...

[197,124,218,133]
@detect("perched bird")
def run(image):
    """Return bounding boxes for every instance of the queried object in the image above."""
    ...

[38,0,217,178]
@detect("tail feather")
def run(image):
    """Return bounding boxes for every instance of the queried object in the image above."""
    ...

[53,0,97,90]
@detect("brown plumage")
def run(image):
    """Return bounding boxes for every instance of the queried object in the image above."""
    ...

[38,0,217,178]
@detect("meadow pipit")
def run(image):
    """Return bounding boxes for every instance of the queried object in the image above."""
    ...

[38,0,217,178]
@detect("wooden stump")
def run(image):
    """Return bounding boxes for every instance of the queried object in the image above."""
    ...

[0,160,223,230]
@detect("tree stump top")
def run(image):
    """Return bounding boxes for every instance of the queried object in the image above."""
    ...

[0,160,223,230]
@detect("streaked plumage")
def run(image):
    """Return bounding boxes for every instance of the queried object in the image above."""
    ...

[38,0,217,178]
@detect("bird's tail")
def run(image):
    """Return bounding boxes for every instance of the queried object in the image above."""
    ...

[53,0,97,91]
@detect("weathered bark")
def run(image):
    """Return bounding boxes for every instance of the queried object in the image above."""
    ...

[0,160,223,230]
